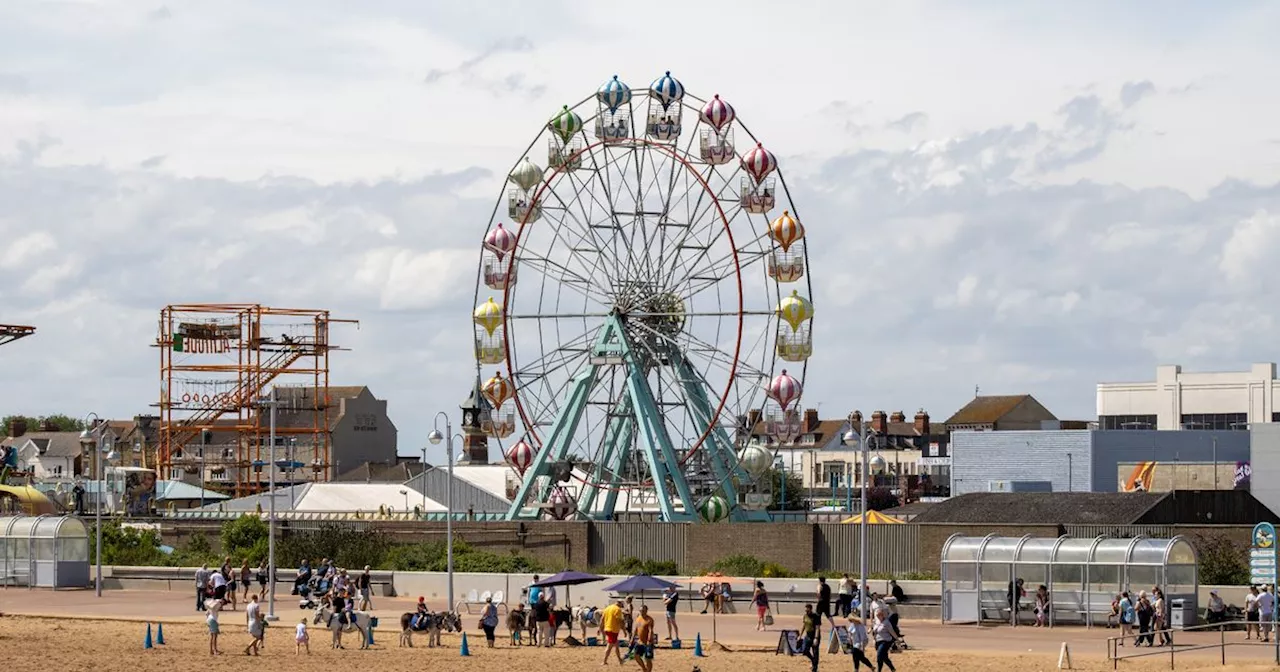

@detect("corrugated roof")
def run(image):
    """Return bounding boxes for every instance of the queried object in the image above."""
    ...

[205,482,445,513]
[911,492,1166,525]
[944,395,1032,425]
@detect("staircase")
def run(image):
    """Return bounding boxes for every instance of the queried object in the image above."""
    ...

[165,346,306,452]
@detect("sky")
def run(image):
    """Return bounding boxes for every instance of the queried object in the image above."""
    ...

[1,1,1279,463]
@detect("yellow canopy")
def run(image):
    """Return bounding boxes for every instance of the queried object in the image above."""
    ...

[0,485,60,515]
[841,510,904,525]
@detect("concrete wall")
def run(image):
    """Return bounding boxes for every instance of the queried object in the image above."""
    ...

[1098,363,1280,430]
[1091,430,1249,492]
[951,430,1093,495]
[329,389,398,478]
[1252,424,1280,515]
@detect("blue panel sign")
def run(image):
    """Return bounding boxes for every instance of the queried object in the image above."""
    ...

[1251,522,1278,585]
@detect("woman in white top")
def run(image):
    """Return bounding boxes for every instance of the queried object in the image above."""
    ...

[846,615,874,671]
[872,609,897,672]
[1246,586,1261,640]
[206,599,223,656]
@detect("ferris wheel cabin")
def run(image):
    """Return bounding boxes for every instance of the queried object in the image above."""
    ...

[740,176,776,214]
[776,323,813,362]
[508,189,542,224]
[699,128,735,165]
[768,245,807,283]
[482,254,517,290]
[646,99,683,142]
[547,136,584,171]
[595,109,632,143]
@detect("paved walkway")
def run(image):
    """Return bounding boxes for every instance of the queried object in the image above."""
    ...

[3,588,1279,662]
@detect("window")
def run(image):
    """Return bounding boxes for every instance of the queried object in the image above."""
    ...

[168,468,184,480]
[1273,412,1280,423]
[1180,413,1248,431]
[820,462,847,485]
[1099,415,1157,430]
[52,465,63,477]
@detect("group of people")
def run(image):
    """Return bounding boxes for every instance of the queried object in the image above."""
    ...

[797,602,904,672]
[193,557,270,612]
[1111,586,1178,646]
[293,558,376,620]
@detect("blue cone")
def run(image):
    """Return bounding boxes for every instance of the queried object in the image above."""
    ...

[694,632,705,657]
[144,623,153,649]
[156,623,165,645]
[460,632,471,656]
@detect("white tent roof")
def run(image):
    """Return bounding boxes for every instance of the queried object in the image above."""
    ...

[448,465,512,500]
[448,464,684,514]
[202,483,446,513]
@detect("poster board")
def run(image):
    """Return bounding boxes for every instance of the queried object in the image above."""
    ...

[775,629,802,655]
[828,625,853,653]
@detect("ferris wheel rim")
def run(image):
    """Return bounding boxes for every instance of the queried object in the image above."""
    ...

[499,136,745,471]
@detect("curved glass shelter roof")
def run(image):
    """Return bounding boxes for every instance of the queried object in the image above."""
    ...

[0,515,91,589]
[941,534,1198,567]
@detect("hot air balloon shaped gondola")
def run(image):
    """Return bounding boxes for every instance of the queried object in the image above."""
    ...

[507,157,544,224]
[766,210,806,285]
[594,75,633,144]
[764,369,804,442]
[482,223,519,290]
[547,105,584,171]
[739,144,778,214]
[482,371,517,438]
[775,290,813,363]
[698,94,737,165]
[645,71,685,142]
[473,297,506,364]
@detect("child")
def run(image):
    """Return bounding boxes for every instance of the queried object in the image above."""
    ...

[507,603,525,646]
[207,598,223,656]
[295,618,310,655]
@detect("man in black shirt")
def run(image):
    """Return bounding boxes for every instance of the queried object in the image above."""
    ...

[800,603,821,672]
[816,577,834,627]
[532,594,552,647]
[358,565,373,610]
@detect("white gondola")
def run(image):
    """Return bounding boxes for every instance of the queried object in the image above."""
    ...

[482,409,516,439]
[595,109,632,144]
[483,253,517,290]
[548,137,583,171]
[646,100,682,142]
[767,244,806,283]
[508,188,542,224]
[763,404,802,443]
[775,324,812,363]
[475,329,506,364]
[699,128,735,165]
[740,176,776,214]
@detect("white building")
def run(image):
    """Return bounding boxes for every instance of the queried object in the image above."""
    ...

[1097,363,1280,431]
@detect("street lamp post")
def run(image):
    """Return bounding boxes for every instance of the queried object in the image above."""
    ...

[78,413,107,598]
[844,414,885,621]
[259,389,281,622]
[420,446,428,513]
[427,412,455,610]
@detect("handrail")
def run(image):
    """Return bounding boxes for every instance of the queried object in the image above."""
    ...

[1106,621,1279,669]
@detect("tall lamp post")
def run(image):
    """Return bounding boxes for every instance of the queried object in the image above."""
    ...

[78,412,113,598]
[258,389,281,622]
[420,446,428,513]
[843,413,886,621]
[427,412,455,610]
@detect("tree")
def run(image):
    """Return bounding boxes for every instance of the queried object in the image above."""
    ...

[767,467,806,511]
[1,414,86,437]
[1194,532,1250,585]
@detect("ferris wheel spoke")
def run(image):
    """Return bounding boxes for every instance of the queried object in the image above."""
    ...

[535,194,620,294]
[675,244,771,302]
[514,249,614,306]
[657,167,748,295]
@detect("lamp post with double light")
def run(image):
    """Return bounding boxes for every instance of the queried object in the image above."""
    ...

[257,390,281,621]
[78,412,114,598]
[843,414,886,620]
[427,412,456,610]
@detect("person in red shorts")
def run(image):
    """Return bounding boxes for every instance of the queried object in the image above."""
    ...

[600,599,626,665]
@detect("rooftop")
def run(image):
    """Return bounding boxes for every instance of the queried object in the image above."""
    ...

[945,395,1041,425]
[911,492,1165,525]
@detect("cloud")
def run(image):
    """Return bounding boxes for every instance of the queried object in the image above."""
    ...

[886,112,928,133]
[1120,80,1156,108]
[0,72,29,95]
[422,36,544,98]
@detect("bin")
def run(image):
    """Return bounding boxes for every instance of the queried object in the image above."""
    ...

[1169,598,1195,628]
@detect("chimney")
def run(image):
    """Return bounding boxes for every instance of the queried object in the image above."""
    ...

[914,409,930,435]
[849,410,863,435]
[871,410,887,435]
[803,408,819,432]
[40,418,57,432]
[889,410,906,424]
[8,417,27,439]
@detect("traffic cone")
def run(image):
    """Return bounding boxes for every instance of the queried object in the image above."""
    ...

[156,623,166,645]
[693,632,705,657]
[460,632,471,656]
[144,623,153,649]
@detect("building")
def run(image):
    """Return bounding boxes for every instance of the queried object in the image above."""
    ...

[943,394,1060,431]
[1097,363,1280,431]
[4,431,82,481]
[950,429,1250,496]
[912,490,1278,526]
[202,481,443,514]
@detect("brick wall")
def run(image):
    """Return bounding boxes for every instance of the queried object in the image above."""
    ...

[682,522,814,574]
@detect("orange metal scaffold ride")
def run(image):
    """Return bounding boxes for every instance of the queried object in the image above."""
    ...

[154,304,356,496]
[0,324,35,348]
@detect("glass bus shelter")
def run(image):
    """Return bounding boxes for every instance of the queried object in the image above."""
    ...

[0,515,91,589]
[941,534,1198,628]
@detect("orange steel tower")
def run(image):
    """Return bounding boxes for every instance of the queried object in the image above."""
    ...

[155,304,356,496]
[0,324,35,347]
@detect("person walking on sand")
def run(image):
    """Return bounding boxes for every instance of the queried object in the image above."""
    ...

[1246,585,1261,640]
[207,598,224,656]
[752,580,771,631]
[632,604,656,672]
[295,618,310,655]
[195,564,211,612]
[873,608,897,672]
[838,573,855,617]
[1260,585,1275,643]
[256,559,269,600]
[662,585,680,641]
[481,596,499,648]
[799,603,821,672]
[244,594,265,656]
[847,614,875,672]
[817,576,835,627]
[358,565,374,611]
[533,593,553,648]
[601,598,626,665]
[1117,591,1135,645]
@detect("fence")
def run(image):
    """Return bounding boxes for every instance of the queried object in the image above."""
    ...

[815,523,921,574]
[588,522,685,567]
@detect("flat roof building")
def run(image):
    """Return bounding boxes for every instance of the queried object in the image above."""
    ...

[1097,363,1280,431]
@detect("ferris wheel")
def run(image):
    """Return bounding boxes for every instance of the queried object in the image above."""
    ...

[471,71,815,523]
